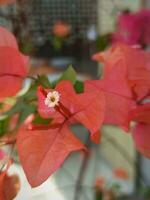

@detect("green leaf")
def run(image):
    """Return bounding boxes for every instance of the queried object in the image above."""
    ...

[17,104,36,126]
[22,82,38,101]
[95,190,103,200]
[58,66,77,84]
[37,75,51,88]
[5,102,25,116]
[74,81,84,93]
[33,115,52,125]
[0,115,10,137]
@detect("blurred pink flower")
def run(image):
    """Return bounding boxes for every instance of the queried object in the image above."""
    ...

[112,10,150,46]
[53,21,70,37]
[113,167,129,180]
[95,177,106,190]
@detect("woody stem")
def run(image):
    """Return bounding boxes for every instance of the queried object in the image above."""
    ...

[73,134,91,200]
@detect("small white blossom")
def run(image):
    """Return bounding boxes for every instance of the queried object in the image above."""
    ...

[44,91,60,108]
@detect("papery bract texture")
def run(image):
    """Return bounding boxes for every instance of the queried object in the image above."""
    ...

[129,103,150,124]
[86,80,134,130]
[0,172,20,200]
[0,27,29,99]
[0,27,18,48]
[93,44,150,100]
[17,124,85,187]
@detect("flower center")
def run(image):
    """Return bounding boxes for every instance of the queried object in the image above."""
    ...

[44,91,60,108]
[50,96,56,102]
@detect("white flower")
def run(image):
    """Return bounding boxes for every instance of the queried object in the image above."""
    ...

[44,91,60,108]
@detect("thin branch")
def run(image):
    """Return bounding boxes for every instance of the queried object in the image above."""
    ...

[73,135,91,200]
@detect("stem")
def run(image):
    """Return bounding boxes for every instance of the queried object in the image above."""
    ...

[55,105,69,119]
[135,152,142,192]
[28,123,60,131]
[59,102,72,118]
[26,75,37,81]
[73,135,91,200]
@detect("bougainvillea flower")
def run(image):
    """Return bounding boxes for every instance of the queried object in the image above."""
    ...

[53,21,70,37]
[0,27,29,99]
[17,81,105,187]
[113,167,129,180]
[93,44,150,100]
[86,80,134,130]
[132,123,150,158]
[37,80,105,143]
[0,0,16,5]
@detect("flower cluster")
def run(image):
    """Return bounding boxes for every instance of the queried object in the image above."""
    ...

[92,43,150,158]
[0,1,150,197]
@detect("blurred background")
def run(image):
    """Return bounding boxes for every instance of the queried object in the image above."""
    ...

[1,0,150,199]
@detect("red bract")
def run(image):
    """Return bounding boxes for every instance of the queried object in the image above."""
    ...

[0,27,29,99]
[0,27,29,70]
[91,44,150,129]
[86,80,134,130]
[0,158,20,200]
[129,103,150,158]
[0,27,18,48]
[132,124,150,158]
[38,80,105,143]
[0,172,20,200]
[17,124,86,187]
[93,44,150,100]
